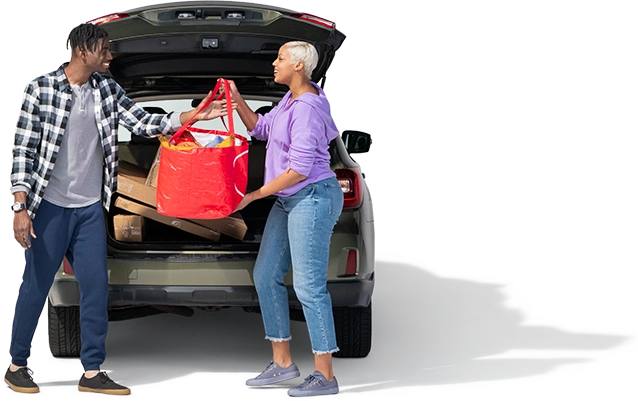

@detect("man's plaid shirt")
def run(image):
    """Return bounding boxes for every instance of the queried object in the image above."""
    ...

[11,63,178,218]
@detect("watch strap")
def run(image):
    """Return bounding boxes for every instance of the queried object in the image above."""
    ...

[11,202,26,211]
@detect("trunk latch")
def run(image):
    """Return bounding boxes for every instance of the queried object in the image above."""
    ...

[202,38,219,49]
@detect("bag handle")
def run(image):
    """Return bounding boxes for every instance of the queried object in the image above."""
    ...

[213,78,234,134]
[169,78,234,145]
[217,78,235,135]
[234,149,249,198]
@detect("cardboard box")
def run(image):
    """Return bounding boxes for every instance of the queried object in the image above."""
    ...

[145,147,161,188]
[117,161,157,207]
[189,212,248,240]
[113,215,145,242]
[115,196,221,242]
[117,160,248,240]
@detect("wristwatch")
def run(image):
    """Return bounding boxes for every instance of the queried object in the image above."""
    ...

[11,202,26,212]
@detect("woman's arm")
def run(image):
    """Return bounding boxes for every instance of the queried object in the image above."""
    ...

[222,79,259,131]
[234,102,327,211]
[235,168,307,211]
[220,78,279,141]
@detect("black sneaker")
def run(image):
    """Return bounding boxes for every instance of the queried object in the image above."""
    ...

[78,372,130,395]
[4,367,39,393]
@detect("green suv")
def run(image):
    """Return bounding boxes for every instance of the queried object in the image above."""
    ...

[48,1,374,359]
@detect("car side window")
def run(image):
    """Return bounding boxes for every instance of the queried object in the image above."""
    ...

[118,99,273,141]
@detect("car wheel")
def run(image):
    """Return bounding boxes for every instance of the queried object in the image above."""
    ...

[47,300,81,358]
[333,302,372,358]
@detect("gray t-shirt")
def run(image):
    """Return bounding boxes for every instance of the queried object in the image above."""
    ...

[23,83,182,208]
[43,82,103,208]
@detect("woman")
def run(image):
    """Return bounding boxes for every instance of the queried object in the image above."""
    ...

[223,41,343,397]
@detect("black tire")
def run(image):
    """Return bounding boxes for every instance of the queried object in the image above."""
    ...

[48,300,81,358]
[333,302,372,358]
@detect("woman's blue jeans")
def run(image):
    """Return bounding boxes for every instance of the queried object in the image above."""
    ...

[253,177,343,354]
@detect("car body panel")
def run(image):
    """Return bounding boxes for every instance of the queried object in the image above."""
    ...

[48,1,374,358]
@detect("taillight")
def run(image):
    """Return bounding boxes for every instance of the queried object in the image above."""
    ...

[291,13,335,29]
[87,13,130,25]
[63,257,74,275]
[336,168,363,210]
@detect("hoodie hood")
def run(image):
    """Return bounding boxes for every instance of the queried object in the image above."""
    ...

[295,82,340,142]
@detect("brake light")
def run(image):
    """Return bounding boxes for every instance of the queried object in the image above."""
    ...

[336,168,363,210]
[291,13,335,29]
[87,13,130,25]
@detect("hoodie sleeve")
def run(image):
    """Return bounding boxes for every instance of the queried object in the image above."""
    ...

[288,102,323,177]
[249,101,284,141]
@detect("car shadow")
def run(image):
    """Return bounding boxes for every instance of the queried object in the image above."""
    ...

[96,261,627,392]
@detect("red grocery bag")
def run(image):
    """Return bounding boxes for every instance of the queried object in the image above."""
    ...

[156,78,249,219]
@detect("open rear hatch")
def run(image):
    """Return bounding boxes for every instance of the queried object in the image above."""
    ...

[96,2,346,98]
[94,2,347,252]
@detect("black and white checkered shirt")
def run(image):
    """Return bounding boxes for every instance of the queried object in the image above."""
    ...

[11,63,177,218]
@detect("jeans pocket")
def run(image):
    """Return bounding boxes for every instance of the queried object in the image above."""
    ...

[306,183,317,200]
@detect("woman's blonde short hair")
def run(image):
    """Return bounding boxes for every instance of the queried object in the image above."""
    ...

[285,41,319,80]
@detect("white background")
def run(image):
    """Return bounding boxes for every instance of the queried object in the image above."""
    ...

[0,0,638,398]
[0,0,638,281]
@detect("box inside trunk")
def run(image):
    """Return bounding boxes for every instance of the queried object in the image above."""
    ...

[108,139,272,247]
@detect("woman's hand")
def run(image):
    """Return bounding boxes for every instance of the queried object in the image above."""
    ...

[218,78,240,100]
[234,191,256,212]
[217,78,259,131]
[235,169,306,212]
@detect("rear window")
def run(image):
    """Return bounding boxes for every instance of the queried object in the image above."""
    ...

[118,99,273,141]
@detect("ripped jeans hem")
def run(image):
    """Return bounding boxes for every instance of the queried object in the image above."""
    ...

[312,347,340,355]
[265,336,292,342]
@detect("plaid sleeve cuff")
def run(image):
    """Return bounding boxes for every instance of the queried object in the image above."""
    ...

[11,185,29,195]
[171,111,182,129]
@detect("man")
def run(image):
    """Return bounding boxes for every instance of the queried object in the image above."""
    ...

[5,23,229,395]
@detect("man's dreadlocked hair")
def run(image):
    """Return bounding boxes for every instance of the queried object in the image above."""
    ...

[67,23,109,53]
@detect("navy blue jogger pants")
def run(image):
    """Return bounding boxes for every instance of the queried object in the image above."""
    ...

[9,199,108,371]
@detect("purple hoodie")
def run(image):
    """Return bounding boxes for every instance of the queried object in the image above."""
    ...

[249,82,339,196]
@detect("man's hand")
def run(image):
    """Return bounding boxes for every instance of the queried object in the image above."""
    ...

[194,90,238,121]
[179,91,238,125]
[13,211,35,249]
[196,97,237,121]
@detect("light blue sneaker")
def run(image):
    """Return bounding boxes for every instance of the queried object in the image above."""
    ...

[287,371,339,397]
[246,361,300,386]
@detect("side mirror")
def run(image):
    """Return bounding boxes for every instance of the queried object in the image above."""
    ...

[342,130,372,154]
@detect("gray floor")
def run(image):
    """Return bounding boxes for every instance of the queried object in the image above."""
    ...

[0,248,638,400]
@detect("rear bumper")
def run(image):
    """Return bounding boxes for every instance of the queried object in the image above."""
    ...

[49,276,374,309]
